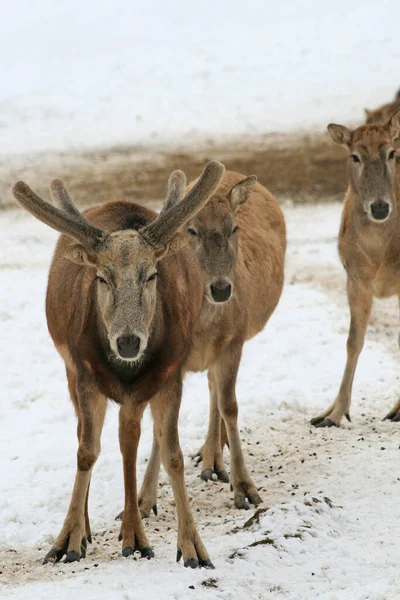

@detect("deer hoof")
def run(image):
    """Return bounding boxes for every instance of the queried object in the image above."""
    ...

[201,468,214,482]
[217,470,230,483]
[314,418,339,428]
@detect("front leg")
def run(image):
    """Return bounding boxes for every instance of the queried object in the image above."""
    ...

[118,402,154,558]
[151,380,213,569]
[215,342,262,510]
[311,279,372,427]
[44,375,107,564]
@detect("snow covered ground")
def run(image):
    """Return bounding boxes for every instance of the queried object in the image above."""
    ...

[1,202,400,599]
[1,0,400,158]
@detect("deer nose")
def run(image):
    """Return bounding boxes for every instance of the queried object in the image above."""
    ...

[370,200,390,220]
[117,335,141,359]
[210,283,232,303]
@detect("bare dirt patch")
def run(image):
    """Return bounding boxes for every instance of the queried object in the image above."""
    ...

[0,132,348,209]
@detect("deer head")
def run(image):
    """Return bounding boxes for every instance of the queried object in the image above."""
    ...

[13,161,225,362]
[328,108,400,223]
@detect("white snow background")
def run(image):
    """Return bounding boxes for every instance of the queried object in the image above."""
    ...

[2,1,400,599]
[0,0,399,157]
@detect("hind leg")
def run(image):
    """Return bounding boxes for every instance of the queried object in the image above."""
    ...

[385,298,400,421]
[194,368,229,483]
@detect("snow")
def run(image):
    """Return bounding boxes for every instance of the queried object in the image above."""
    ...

[1,202,400,599]
[1,0,400,157]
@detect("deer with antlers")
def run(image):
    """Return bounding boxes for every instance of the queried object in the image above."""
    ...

[311,109,400,427]
[12,161,225,568]
[134,171,286,515]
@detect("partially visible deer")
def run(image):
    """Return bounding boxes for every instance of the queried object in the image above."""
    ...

[365,89,400,124]
[311,109,400,427]
[136,171,286,514]
[12,161,225,568]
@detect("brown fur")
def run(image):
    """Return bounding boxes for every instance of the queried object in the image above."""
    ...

[365,89,400,124]
[137,172,286,512]
[311,112,400,427]
[12,162,224,568]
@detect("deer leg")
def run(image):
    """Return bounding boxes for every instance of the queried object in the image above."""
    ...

[384,299,400,421]
[118,401,154,559]
[215,342,262,510]
[194,368,229,483]
[151,381,213,569]
[311,282,372,427]
[43,376,107,564]
[138,426,161,518]
[67,368,92,542]
[115,423,161,522]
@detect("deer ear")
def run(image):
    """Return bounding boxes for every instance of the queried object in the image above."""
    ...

[364,108,372,121]
[327,124,352,147]
[64,243,97,266]
[386,107,400,140]
[154,231,188,259]
[230,175,257,212]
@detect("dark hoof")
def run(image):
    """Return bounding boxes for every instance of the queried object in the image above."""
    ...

[314,418,338,428]
[64,550,81,563]
[43,547,65,564]
[248,491,263,506]
[140,505,158,519]
[123,545,154,559]
[201,468,214,482]
[199,558,215,569]
[122,546,135,558]
[87,532,92,544]
[184,558,199,569]
[384,410,400,422]
[234,493,250,510]
[310,416,324,426]
[140,546,155,559]
[115,510,123,521]
[217,470,230,483]
[176,549,182,563]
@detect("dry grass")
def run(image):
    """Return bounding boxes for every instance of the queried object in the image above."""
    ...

[0,132,349,209]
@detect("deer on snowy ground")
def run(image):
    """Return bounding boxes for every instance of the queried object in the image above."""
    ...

[12,161,225,568]
[311,109,400,427]
[134,171,286,514]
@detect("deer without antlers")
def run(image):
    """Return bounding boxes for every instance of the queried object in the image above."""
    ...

[134,170,286,515]
[12,160,225,567]
[311,109,400,427]
[365,89,400,125]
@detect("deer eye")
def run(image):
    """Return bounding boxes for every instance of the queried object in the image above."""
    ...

[96,276,108,285]
[230,225,239,236]
[188,228,198,236]
[147,272,158,283]
[388,149,396,160]
[350,154,361,163]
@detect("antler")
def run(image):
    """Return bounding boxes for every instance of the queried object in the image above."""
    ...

[159,170,187,216]
[141,161,225,249]
[12,181,106,250]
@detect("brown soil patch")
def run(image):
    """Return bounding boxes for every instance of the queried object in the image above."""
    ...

[0,132,348,209]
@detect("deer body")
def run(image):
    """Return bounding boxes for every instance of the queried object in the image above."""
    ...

[13,162,225,568]
[138,172,286,512]
[48,203,201,402]
[312,115,400,427]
